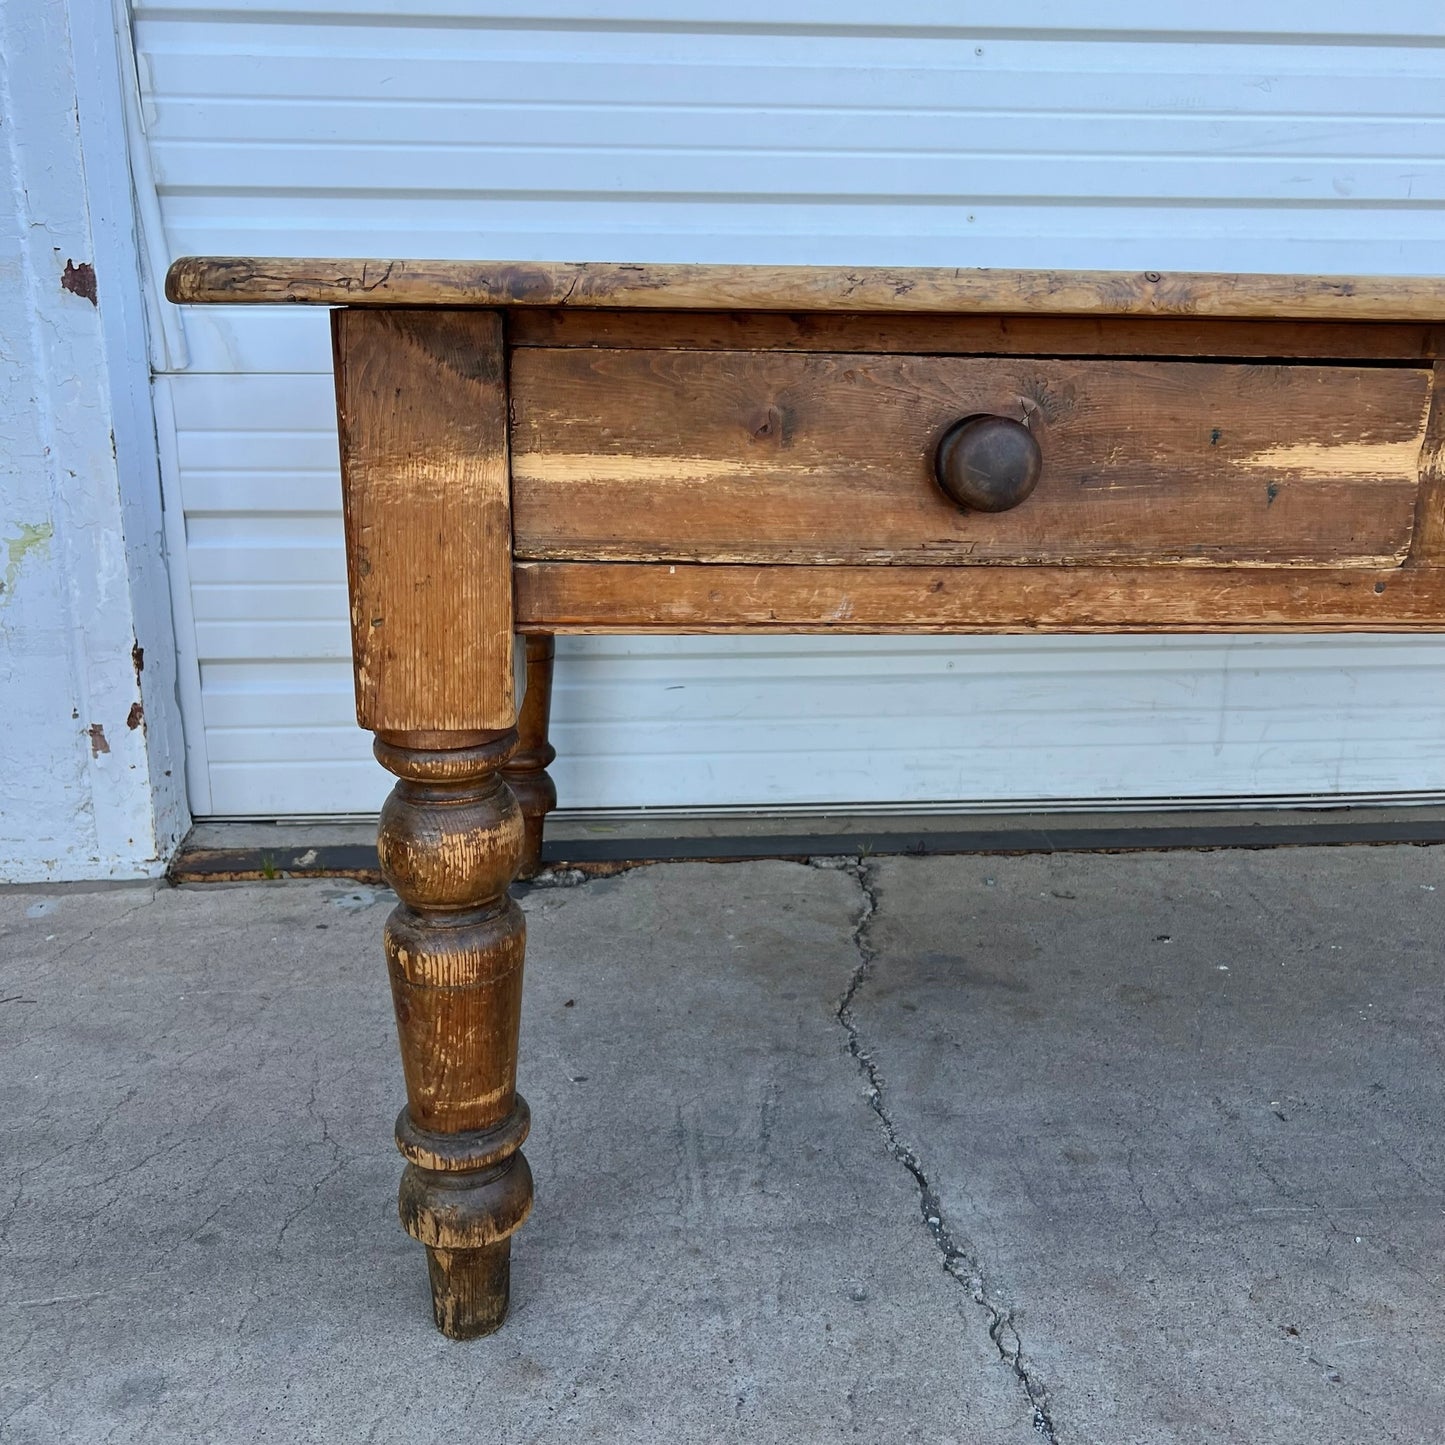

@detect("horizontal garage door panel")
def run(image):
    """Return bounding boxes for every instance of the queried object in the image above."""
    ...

[190,638,1445,818]
[139,5,1445,816]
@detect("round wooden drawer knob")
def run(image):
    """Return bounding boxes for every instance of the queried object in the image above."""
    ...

[934,415,1042,513]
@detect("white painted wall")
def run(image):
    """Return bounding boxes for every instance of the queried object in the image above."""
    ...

[132,5,1445,818]
[0,0,187,881]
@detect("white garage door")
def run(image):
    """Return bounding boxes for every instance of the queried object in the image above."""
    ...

[132,2,1445,818]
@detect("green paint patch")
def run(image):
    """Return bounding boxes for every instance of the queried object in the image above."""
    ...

[1266,483,1280,506]
[2,521,54,600]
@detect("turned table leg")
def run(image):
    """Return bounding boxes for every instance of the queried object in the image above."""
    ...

[503,635,558,880]
[374,729,532,1337]
[333,306,526,1332]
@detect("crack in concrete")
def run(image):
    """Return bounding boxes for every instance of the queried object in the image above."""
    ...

[827,857,1060,1443]
[523,852,1061,1436]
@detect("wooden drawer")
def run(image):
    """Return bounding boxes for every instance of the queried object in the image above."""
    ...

[510,350,1434,568]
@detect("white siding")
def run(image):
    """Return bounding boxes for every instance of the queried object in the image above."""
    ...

[134,4,1445,817]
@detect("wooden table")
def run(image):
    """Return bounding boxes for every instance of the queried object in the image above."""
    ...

[167,258,1445,1338]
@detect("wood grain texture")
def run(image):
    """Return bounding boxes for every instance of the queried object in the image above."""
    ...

[501,635,558,880]
[511,309,1445,362]
[1412,362,1445,564]
[333,308,515,731]
[510,350,1433,568]
[376,729,532,1339]
[515,562,1445,633]
[169,257,1445,321]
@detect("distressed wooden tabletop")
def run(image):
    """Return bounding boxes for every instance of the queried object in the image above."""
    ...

[166,257,1445,321]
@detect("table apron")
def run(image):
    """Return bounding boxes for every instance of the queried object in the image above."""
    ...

[513,560,1445,633]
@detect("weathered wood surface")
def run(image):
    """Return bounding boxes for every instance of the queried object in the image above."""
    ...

[511,309,1445,362]
[375,729,532,1338]
[168,257,1445,321]
[515,562,1445,633]
[501,635,558,880]
[510,350,1433,568]
[332,308,515,732]
[1411,363,1445,564]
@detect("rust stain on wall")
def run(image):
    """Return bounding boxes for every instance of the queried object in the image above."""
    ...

[88,723,110,756]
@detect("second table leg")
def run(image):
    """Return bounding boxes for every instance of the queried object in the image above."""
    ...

[503,635,558,880]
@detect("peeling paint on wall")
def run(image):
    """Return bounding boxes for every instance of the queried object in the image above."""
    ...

[1,521,54,600]
[61,258,97,304]
[0,0,189,881]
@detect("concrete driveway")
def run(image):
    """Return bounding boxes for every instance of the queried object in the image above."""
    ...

[3,846,1443,1442]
